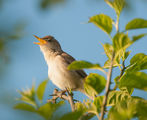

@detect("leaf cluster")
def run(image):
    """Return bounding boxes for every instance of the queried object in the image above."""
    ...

[14,80,65,120]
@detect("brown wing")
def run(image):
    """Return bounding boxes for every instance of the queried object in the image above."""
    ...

[61,52,87,78]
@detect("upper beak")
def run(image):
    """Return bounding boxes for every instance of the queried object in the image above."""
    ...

[33,35,47,45]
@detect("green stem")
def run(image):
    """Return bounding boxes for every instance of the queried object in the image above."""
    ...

[116,15,120,33]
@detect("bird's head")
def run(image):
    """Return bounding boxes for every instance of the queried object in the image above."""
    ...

[34,35,62,53]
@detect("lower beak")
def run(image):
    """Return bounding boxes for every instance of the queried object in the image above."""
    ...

[33,35,47,45]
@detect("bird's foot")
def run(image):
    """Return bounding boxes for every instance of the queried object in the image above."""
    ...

[49,89,67,98]
[48,89,68,103]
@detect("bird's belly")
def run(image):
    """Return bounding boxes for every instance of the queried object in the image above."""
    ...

[48,62,83,90]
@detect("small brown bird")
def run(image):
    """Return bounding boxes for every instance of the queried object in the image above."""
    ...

[34,35,87,94]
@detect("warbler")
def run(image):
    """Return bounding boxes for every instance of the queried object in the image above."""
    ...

[34,35,87,95]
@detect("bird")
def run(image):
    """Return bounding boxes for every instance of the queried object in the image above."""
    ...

[34,35,87,96]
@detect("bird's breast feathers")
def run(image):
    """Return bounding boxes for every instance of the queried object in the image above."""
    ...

[47,55,84,90]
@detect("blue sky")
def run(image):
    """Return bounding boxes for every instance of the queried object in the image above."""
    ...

[0,0,147,120]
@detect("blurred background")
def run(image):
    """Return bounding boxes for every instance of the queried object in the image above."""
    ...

[0,0,147,120]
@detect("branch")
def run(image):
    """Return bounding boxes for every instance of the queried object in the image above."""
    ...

[113,60,126,90]
[100,52,115,120]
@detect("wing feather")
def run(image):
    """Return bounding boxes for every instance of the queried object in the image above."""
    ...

[61,52,87,78]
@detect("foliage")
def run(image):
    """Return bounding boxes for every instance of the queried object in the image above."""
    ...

[15,0,147,120]
[14,80,64,120]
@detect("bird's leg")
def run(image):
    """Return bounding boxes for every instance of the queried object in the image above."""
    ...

[65,88,75,112]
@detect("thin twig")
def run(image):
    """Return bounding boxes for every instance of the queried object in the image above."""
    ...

[48,89,68,103]
[100,52,115,120]
[113,60,126,90]
[66,88,75,112]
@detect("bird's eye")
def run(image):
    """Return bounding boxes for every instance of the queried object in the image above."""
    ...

[48,39,52,42]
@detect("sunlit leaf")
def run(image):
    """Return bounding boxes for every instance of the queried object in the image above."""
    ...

[102,43,121,68]
[84,73,106,97]
[75,102,87,112]
[132,33,147,42]
[119,72,147,91]
[17,84,36,107]
[36,80,48,101]
[120,87,134,96]
[105,0,125,16]
[14,103,36,112]
[135,98,147,120]
[107,98,136,120]
[103,58,121,68]
[126,53,147,72]
[126,18,147,30]
[75,100,96,118]
[130,53,146,65]
[68,61,104,73]
[93,96,104,113]
[113,33,131,52]
[107,90,130,106]
[37,101,64,119]
[107,97,147,120]
[102,43,113,59]
[124,51,131,60]
[89,14,113,35]
[113,33,132,61]
[59,111,83,120]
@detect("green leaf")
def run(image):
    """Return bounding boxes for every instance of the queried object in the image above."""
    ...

[59,111,83,120]
[84,73,106,97]
[68,61,104,73]
[103,58,121,68]
[130,53,146,65]
[107,97,147,120]
[113,33,132,61]
[126,53,147,72]
[93,96,104,113]
[113,33,131,52]
[17,84,36,107]
[124,51,131,60]
[107,98,137,120]
[126,18,147,30]
[89,14,113,35]
[119,72,147,91]
[14,103,36,112]
[132,33,147,42]
[36,80,48,101]
[120,87,134,95]
[75,102,87,112]
[74,102,95,120]
[37,101,64,119]
[135,98,147,120]
[102,43,122,68]
[105,0,125,16]
[102,43,113,59]
[75,100,96,117]
[107,90,130,106]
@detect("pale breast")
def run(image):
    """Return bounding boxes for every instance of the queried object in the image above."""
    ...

[47,55,84,90]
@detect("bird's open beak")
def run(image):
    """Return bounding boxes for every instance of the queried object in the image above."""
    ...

[33,35,47,45]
